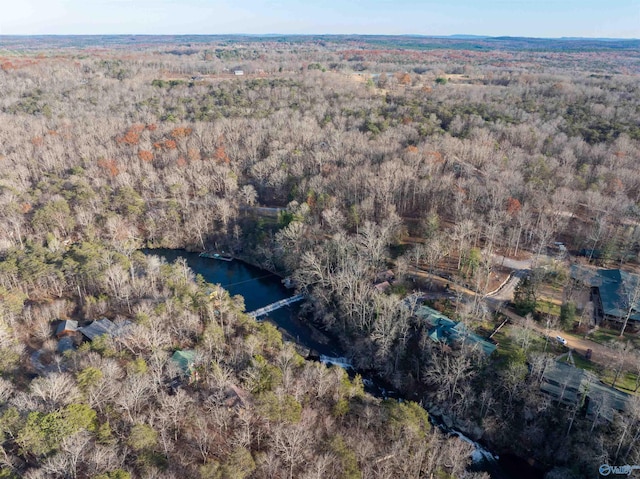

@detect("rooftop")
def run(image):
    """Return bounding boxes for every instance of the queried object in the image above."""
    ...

[570,266,640,321]
[55,319,78,336]
[171,350,197,374]
[541,360,630,421]
[78,318,132,341]
[416,305,497,355]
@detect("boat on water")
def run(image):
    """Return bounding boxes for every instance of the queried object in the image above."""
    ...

[199,251,234,261]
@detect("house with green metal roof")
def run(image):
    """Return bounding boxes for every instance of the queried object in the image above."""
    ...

[415,305,497,356]
[171,350,197,376]
[570,265,640,329]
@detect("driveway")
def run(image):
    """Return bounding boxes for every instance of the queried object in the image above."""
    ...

[407,256,633,374]
[486,269,528,302]
[489,253,534,271]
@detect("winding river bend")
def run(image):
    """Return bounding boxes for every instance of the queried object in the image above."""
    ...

[145,249,544,479]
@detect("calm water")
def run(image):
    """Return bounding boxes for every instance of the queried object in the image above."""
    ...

[145,248,545,479]
[143,249,341,357]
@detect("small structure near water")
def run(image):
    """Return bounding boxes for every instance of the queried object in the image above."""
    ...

[199,251,233,261]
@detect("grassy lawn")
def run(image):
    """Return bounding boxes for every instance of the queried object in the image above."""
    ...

[600,370,639,393]
[494,323,640,395]
[536,300,561,317]
[558,350,640,394]
[562,352,604,376]
[492,327,522,367]
[588,328,640,349]
[492,323,557,366]
[490,320,640,396]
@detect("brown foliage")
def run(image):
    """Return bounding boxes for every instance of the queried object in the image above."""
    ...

[606,177,624,195]
[153,139,177,150]
[117,130,140,146]
[187,148,201,162]
[214,145,230,164]
[426,151,443,163]
[97,158,120,177]
[506,197,522,216]
[138,150,154,162]
[397,72,411,85]
[170,126,193,139]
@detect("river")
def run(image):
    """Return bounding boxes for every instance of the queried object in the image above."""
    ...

[144,249,341,357]
[145,249,545,479]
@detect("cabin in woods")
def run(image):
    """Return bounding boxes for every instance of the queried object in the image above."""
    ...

[571,265,640,330]
[78,318,132,341]
[55,319,78,338]
[540,360,629,422]
[415,305,497,356]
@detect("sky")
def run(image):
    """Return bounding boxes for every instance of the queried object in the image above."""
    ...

[0,0,638,39]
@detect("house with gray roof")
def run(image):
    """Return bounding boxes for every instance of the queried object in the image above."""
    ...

[78,318,132,341]
[570,265,640,329]
[55,320,78,338]
[540,360,630,422]
[57,336,76,354]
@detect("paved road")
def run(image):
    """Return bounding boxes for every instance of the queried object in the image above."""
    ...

[405,266,477,298]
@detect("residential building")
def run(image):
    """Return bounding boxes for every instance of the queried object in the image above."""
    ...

[540,360,630,421]
[415,305,497,355]
[55,319,78,338]
[78,318,132,341]
[570,265,640,329]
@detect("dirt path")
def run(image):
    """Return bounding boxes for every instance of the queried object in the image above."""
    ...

[489,252,534,271]
[496,305,635,370]
[406,266,477,297]
[405,253,633,374]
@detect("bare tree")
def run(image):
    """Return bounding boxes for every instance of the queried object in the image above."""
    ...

[618,277,640,337]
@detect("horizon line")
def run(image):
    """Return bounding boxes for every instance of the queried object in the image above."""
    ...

[0,33,638,41]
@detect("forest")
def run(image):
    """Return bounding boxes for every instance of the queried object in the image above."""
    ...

[0,35,640,478]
